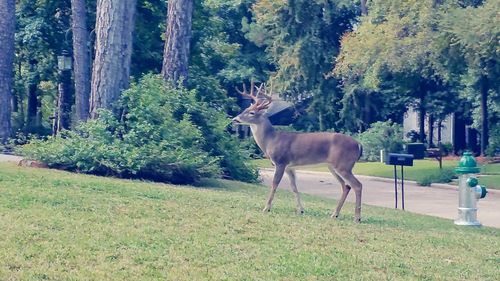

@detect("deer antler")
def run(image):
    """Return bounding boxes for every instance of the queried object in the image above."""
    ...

[236,80,273,110]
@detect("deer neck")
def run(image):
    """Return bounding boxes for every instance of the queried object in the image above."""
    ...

[250,119,276,155]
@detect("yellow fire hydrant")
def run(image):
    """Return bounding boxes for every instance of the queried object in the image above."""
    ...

[454,152,488,226]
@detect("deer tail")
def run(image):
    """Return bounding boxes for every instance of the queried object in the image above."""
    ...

[358,143,363,161]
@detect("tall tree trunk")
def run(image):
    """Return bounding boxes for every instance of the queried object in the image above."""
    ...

[55,69,73,133]
[90,0,137,118]
[437,119,442,144]
[418,90,426,143]
[26,60,40,133]
[479,75,489,155]
[161,0,193,86]
[0,0,15,143]
[428,114,434,147]
[71,0,91,122]
[360,0,368,15]
[363,92,370,129]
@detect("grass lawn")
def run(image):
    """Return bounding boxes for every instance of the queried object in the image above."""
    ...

[0,163,499,280]
[251,159,500,190]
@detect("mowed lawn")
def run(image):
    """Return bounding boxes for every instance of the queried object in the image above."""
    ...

[252,159,500,189]
[0,163,499,280]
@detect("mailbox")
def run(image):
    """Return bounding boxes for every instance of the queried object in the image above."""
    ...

[385,153,414,166]
[385,153,414,210]
[406,143,425,159]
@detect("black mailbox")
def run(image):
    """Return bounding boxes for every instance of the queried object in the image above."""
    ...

[386,153,414,166]
[406,143,425,159]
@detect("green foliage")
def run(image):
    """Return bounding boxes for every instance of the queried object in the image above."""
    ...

[19,75,258,183]
[334,0,464,132]
[239,137,264,159]
[485,124,500,156]
[417,169,456,186]
[441,142,453,156]
[189,0,271,113]
[247,0,358,131]
[357,120,404,161]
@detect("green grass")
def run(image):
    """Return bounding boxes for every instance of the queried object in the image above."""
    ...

[482,163,500,175]
[252,159,500,189]
[0,163,499,280]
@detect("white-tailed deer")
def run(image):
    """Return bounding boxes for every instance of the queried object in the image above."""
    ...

[232,82,364,222]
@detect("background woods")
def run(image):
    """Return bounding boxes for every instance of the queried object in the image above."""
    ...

[0,0,498,182]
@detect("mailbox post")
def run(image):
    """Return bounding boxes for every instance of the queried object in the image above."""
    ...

[386,153,414,210]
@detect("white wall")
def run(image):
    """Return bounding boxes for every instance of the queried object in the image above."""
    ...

[402,108,453,144]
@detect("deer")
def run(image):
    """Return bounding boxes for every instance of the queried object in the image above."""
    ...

[232,82,364,222]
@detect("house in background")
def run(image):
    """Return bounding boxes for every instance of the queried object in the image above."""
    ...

[403,108,479,154]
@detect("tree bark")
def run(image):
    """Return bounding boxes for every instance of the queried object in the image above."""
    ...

[428,114,434,147]
[479,75,489,155]
[360,0,368,16]
[26,60,40,132]
[161,0,193,86]
[55,69,73,133]
[90,0,137,118]
[0,0,15,143]
[418,91,426,143]
[71,0,91,122]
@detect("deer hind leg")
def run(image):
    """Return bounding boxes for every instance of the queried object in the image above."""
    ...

[263,164,286,212]
[328,166,351,219]
[335,169,363,223]
[286,168,304,214]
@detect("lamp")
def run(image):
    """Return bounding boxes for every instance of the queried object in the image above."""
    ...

[57,50,72,71]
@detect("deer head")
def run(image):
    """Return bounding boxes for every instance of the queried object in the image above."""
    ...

[232,81,273,125]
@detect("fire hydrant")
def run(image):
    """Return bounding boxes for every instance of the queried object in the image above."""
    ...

[454,152,488,226]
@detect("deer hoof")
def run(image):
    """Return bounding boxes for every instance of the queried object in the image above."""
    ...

[298,209,304,215]
[262,207,271,213]
[354,217,361,224]
[331,214,339,219]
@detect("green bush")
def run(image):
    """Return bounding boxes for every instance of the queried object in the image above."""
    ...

[356,121,404,162]
[19,74,258,184]
[485,124,500,156]
[417,169,456,186]
[441,142,453,156]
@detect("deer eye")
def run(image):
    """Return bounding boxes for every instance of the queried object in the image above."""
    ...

[248,111,255,116]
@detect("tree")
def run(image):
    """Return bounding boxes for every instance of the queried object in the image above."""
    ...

[247,0,357,131]
[334,0,461,137]
[440,0,499,155]
[90,0,137,117]
[161,0,193,85]
[15,0,72,134]
[71,0,91,122]
[0,0,15,143]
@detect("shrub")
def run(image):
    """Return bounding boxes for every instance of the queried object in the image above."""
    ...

[239,137,264,159]
[441,142,453,156]
[485,124,500,157]
[356,121,404,161]
[417,169,456,186]
[19,74,258,184]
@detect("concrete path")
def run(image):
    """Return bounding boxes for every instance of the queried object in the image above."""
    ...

[0,154,23,163]
[260,168,500,228]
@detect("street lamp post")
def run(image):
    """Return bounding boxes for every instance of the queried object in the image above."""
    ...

[53,50,73,135]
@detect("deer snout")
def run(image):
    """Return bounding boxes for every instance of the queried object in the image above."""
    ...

[232,116,242,124]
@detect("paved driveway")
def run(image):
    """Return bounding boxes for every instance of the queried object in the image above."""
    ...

[260,168,500,228]
[0,154,23,163]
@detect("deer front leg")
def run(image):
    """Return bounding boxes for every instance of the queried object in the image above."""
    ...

[263,164,286,212]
